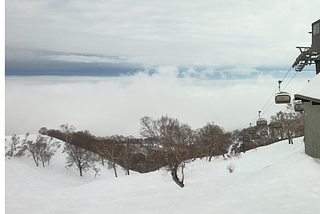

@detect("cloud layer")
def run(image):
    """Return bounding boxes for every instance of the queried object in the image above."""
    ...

[5,67,312,137]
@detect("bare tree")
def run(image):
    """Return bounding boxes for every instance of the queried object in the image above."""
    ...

[118,136,138,175]
[5,134,21,157]
[60,125,96,177]
[14,133,30,157]
[38,127,48,135]
[36,135,60,167]
[270,112,284,142]
[197,122,230,161]
[5,133,32,158]
[60,124,75,143]
[278,111,304,144]
[15,133,60,167]
[63,143,97,176]
[92,136,121,177]
[140,116,194,188]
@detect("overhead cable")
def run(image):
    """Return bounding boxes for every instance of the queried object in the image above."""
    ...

[250,66,293,125]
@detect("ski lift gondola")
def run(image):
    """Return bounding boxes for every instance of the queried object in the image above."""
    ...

[248,129,256,135]
[257,119,267,126]
[256,111,267,126]
[275,80,291,104]
[272,121,282,128]
[243,135,250,140]
[294,100,304,112]
[261,130,268,136]
[248,123,256,135]
[253,134,259,139]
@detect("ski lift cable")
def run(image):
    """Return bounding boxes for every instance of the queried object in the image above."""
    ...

[261,99,275,119]
[261,86,279,113]
[250,66,292,125]
[262,66,293,111]
[262,70,299,119]
[280,66,292,82]
[282,71,298,91]
[281,105,287,112]
[250,85,278,124]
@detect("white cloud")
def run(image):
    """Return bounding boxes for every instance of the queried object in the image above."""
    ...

[5,68,311,137]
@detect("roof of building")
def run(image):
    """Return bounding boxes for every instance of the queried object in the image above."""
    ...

[294,74,320,104]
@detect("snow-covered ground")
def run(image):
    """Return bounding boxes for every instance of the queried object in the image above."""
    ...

[5,136,320,214]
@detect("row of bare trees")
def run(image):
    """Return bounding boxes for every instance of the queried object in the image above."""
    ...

[5,133,60,167]
[37,116,231,187]
[231,108,304,153]
[6,109,303,187]
[140,116,232,187]
[270,110,304,144]
[41,124,147,178]
[6,116,232,188]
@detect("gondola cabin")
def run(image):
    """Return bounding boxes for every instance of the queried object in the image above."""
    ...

[294,100,304,112]
[275,92,291,104]
[238,135,244,140]
[256,118,267,126]
[261,130,268,136]
[272,121,282,128]
[248,129,256,135]
[243,135,250,140]
[253,134,259,139]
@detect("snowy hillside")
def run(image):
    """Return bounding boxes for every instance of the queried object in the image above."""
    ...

[5,136,320,214]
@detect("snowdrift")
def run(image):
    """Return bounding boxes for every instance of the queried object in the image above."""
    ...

[5,136,320,214]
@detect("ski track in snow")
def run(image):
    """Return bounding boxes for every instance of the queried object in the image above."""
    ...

[5,136,320,214]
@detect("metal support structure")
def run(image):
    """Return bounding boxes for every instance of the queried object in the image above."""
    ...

[292,47,320,73]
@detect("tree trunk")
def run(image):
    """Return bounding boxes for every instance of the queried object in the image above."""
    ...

[32,154,39,167]
[113,162,118,177]
[79,166,83,177]
[101,157,104,166]
[171,167,184,188]
[288,137,293,144]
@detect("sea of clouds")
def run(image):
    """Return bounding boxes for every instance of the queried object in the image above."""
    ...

[5,66,313,137]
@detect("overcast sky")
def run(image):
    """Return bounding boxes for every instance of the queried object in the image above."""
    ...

[5,0,320,136]
[5,0,320,75]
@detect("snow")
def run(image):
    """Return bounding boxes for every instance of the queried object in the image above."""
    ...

[295,73,320,100]
[5,136,320,214]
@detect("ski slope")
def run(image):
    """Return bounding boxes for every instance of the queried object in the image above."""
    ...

[5,136,320,214]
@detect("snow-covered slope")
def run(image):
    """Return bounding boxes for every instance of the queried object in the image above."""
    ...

[5,136,320,214]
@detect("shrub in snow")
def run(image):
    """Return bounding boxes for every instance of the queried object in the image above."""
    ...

[227,164,235,173]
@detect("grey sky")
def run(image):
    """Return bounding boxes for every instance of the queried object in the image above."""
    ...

[5,0,320,75]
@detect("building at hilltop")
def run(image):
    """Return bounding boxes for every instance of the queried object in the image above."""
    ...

[294,74,320,158]
[292,19,320,74]
[293,19,320,158]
